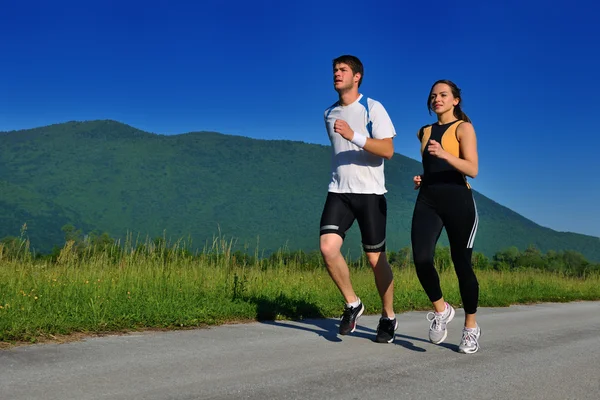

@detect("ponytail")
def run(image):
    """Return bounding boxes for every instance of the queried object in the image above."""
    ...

[454,103,471,123]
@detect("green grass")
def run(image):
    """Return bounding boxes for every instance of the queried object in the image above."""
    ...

[1,238,599,344]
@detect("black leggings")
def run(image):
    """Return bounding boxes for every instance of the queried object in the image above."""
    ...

[411,184,479,314]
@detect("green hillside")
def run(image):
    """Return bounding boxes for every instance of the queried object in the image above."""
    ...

[1,120,598,261]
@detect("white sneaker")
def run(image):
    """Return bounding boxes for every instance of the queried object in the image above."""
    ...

[458,325,481,354]
[426,302,455,344]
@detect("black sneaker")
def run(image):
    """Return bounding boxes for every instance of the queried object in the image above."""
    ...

[376,317,398,343]
[339,301,365,335]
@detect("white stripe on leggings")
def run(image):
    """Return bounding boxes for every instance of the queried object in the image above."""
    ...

[467,196,479,249]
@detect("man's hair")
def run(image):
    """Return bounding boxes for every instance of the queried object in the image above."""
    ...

[333,55,364,87]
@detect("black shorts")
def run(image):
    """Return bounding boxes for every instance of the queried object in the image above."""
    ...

[319,192,387,252]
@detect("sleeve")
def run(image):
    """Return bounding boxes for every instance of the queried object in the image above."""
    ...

[368,100,396,140]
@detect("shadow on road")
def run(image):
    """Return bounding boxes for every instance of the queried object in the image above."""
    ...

[243,294,340,342]
[245,294,458,352]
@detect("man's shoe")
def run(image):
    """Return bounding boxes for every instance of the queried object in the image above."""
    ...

[339,301,365,335]
[376,317,398,343]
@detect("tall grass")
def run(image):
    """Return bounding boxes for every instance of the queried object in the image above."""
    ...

[1,235,599,343]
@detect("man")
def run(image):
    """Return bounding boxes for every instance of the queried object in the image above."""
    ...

[320,55,398,343]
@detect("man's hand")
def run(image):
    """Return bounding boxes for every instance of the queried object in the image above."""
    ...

[334,120,354,141]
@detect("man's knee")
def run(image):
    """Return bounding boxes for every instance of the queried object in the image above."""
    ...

[320,234,343,260]
[365,251,386,268]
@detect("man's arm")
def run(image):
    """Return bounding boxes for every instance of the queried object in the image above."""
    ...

[363,100,396,159]
[333,120,394,159]
[333,101,396,159]
[362,137,394,159]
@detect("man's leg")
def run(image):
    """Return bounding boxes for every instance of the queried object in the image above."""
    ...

[364,251,394,318]
[355,194,394,316]
[320,233,357,304]
[319,193,364,335]
[321,233,365,335]
[356,194,397,343]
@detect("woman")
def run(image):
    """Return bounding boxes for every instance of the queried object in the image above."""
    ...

[411,79,481,354]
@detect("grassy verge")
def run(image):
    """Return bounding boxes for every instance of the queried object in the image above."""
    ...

[1,239,599,344]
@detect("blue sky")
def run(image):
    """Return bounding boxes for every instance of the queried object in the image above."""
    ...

[1,0,599,238]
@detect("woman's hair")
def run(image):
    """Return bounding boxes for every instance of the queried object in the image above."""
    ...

[427,79,471,123]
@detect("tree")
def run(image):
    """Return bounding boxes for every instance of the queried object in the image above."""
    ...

[492,246,520,270]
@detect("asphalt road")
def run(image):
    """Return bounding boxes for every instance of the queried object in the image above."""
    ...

[1,301,599,399]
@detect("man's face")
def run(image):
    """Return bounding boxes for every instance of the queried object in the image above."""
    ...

[333,63,359,92]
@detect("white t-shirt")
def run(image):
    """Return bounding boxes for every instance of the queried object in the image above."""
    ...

[324,94,397,194]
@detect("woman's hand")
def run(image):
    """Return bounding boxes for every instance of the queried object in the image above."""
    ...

[413,175,422,190]
[427,139,448,159]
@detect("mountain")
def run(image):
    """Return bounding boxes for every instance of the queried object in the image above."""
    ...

[1,120,598,261]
